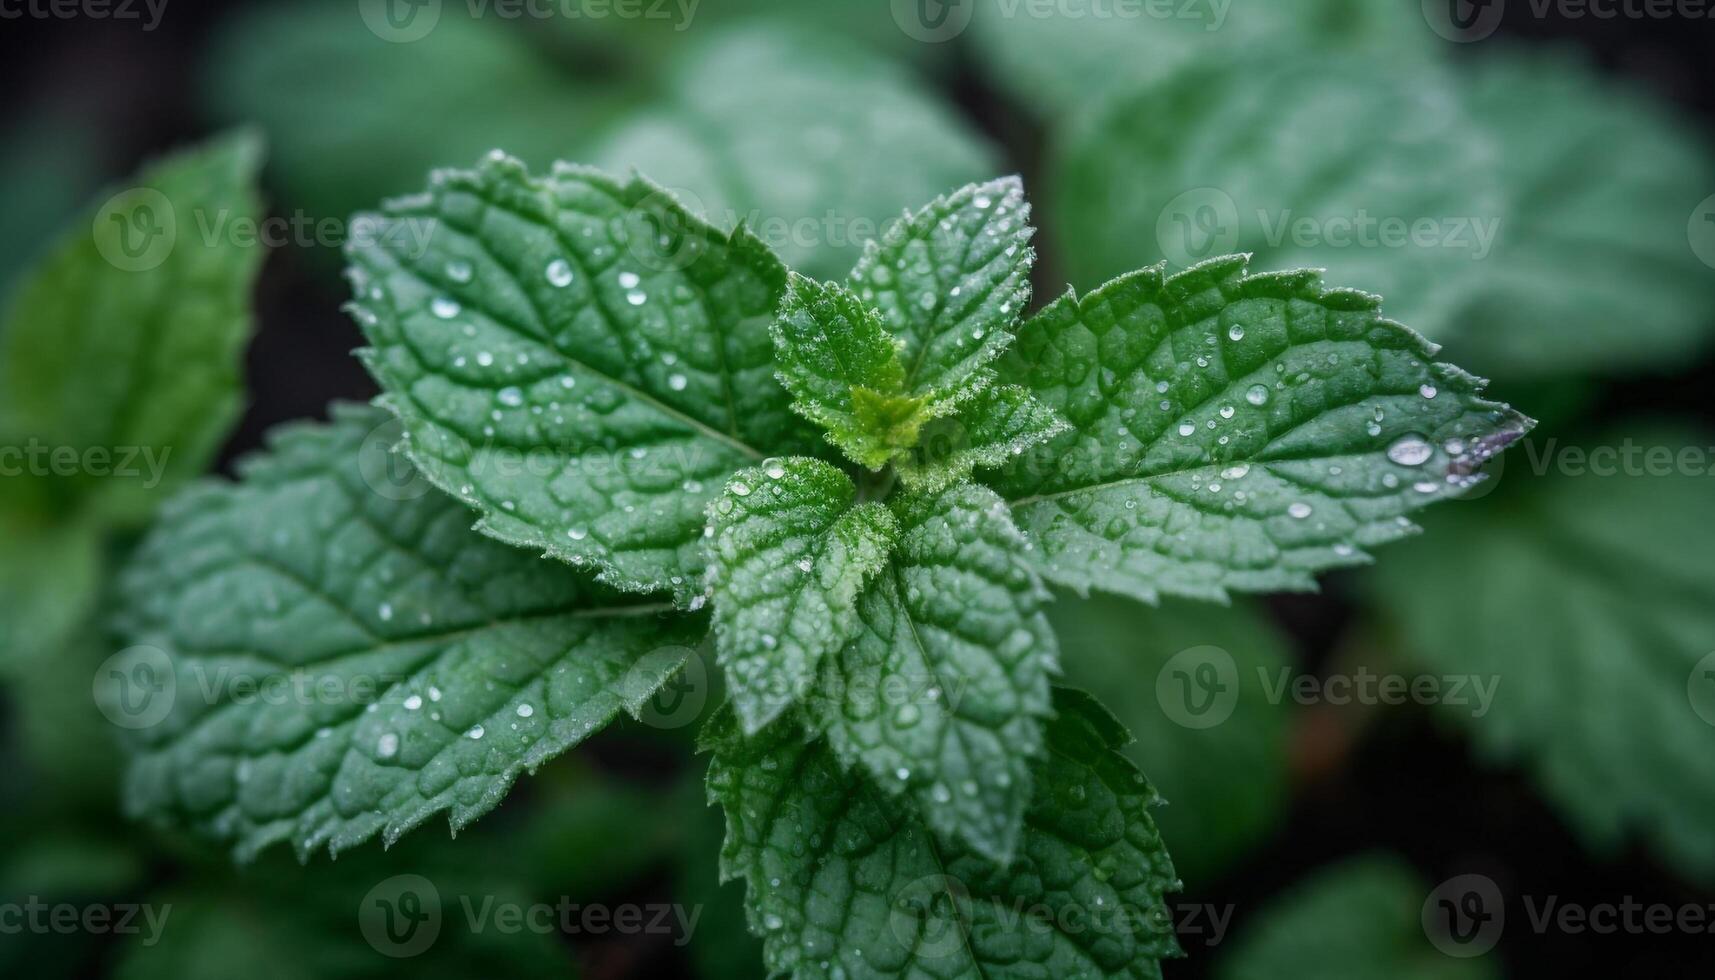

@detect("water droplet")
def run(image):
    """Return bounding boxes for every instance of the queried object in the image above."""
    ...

[476,351,495,367]
[1288,502,1313,519]
[567,527,587,541]
[668,372,688,391]
[1221,464,1250,480]
[497,386,524,408]
[467,725,486,740]
[404,695,422,711]
[730,481,752,497]
[1227,324,1246,341]
[546,259,574,287]
[1177,422,1195,437]
[446,260,473,283]
[516,703,534,718]
[1245,384,1270,406]
[1218,404,1235,419]
[431,297,461,319]
[1386,435,1433,467]
[626,290,647,306]
[1419,383,1438,399]
[618,271,641,289]
[378,602,394,621]
[377,733,399,759]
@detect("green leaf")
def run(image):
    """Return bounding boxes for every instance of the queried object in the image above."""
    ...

[0,517,102,670]
[347,154,817,603]
[1217,855,1499,980]
[1437,49,1715,377]
[203,2,634,245]
[706,457,898,733]
[1052,58,1504,356]
[772,275,927,468]
[814,482,1058,864]
[111,404,703,861]
[707,688,1181,979]
[1050,593,1291,883]
[0,131,265,525]
[898,383,1069,494]
[595,23,997,280]
[970,0,1432,117]
[991,255,1532,604]
[1369,425,1715,878]
[849,176,1035,404]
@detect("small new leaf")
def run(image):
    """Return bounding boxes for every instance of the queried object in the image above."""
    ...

[898,383,1069,493]
[706,457,899,733]
[772,274,932,469]
[851,176,1034,405]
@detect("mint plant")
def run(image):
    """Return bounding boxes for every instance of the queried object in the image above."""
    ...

[111,151,1530,977]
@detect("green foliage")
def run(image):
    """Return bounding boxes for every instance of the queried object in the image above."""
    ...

[706,689,1182,979]
[1217,854,1499,980]
[111,405,701,860]
[1370,425,1715,878]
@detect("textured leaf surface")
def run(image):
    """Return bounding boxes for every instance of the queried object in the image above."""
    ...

[899,383,1069,494]
[850,176,1035,405]
[348,154,817,602]
[812,487,1056,861]
[1217,854,1499,980]
[1370,426,1715,878]
[1050,593,1290,883]
[706,457,898,733]
[991,255,1531,604]
[814,482,1058,862]
[1054,59,1504,352]
[970,0,1431,117]
[772,275,926,468]
[112,405,701,860]
[595,24,996,280]
[1439,50,1715,376]
[708,689,1181,979]
[0,131,264,525]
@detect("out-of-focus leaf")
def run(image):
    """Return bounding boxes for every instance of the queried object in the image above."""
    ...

[0,109,104,293]
[0,132,264,526]
[203,1,633,243]
[1049,592,1291,883]
[1053,59,1504,355]
[970,0,1431,118]
[1217,854,1499,980]
[1370,425,1715,878]
[1436,48,1715,377]
[596,23,997,279]
[0,518,102,671]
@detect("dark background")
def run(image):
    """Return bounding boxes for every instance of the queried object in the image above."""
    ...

[1,1,1713,977]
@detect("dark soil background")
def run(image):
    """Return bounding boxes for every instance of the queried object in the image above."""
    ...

[2,1,1713,977]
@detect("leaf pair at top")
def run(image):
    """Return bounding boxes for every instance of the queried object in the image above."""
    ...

[773,177,1063,482]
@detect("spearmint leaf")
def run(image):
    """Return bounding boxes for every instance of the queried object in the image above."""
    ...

[970,0,1432,117]
[1369,426,1715,878]
[707,688,1181,979]
[347,154,818,602]
[899,383,1069,494]
[849,176,1035,404]
[814,482,1057,863]
[991,255,1532,604]
[772,275,928,469]
[595,23,997,280]
[1053,58,1504,350]
[111,404,702,861]
[0,131,264,525]
[0,517,102,670]
[1217,854,1499,980]
[1440,49,1715,377]
[706,457,898,733]
[1050,593,1291,883]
